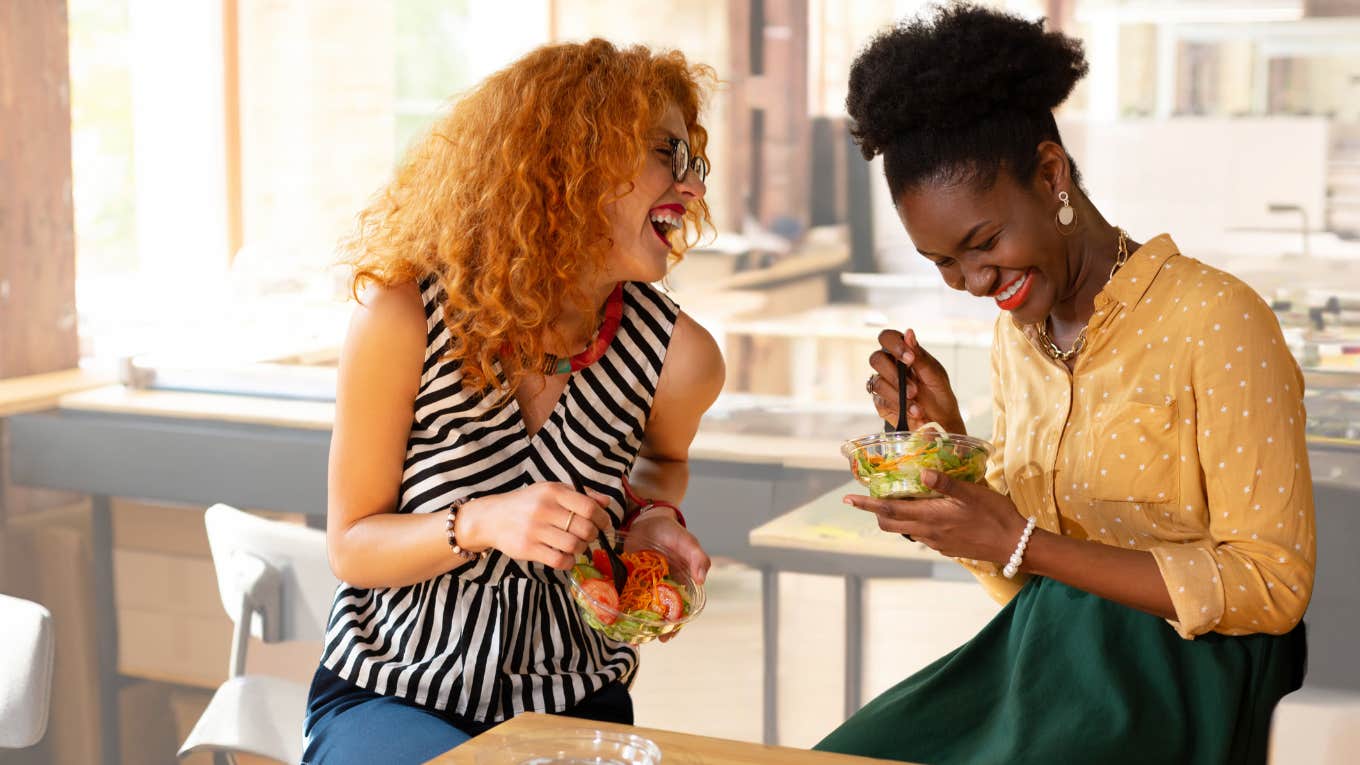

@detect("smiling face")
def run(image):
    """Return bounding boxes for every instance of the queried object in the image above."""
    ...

[602,102,707,285]
[895,163,1073,327]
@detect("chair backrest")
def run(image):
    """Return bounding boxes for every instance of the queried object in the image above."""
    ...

[204,504,337,645]
[0,593,54,749]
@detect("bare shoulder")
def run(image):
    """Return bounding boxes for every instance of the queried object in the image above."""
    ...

[642,310,725,457]
[353,281,426,333]
[659,310,725,404]
[340,281,428,391]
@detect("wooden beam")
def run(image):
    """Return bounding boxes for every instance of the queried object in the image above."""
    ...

[0,0,80,379]
[0,0,86,521]
[0,6,106,764]
[0,0,84,521]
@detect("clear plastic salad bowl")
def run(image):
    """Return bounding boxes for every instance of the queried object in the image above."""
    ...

[567,530,705,645]
[475,729,662,765]
[841,425,994,499]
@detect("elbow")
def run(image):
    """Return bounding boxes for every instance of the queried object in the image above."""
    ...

[1264,584,1312,635]
[326,539,351,585]
[1266,610,1305,636]
[326,524,361,586]
[1260,558,1315,634]
[1215,584,1312,637]
[326,547,349,585]
[1247,603,1306,636]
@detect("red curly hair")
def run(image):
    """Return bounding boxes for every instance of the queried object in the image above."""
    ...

[345,38,715,393]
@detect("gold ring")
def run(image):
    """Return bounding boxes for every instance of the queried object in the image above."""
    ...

[865,373,880,395]
[561,512,574,533]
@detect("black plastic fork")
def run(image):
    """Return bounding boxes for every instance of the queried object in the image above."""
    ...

[886,358,918,542]
[566,472,628,592]
[885,359,910,433]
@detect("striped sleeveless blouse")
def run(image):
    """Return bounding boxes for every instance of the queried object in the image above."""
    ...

[320,278,679,722]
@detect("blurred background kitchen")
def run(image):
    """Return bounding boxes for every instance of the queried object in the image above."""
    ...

[3,0,1360,763]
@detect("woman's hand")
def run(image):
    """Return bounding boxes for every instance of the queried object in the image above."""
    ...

[844,469,1026,563]
[624,510,710,642]
[458,483,611,570]
[624,511,711,586]
[866,328,965,434]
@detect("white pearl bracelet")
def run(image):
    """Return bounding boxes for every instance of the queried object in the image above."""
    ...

[1002,516,1037,579]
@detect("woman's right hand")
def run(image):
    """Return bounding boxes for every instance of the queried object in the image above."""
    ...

[458,483,612,570]
[867,328,965,434]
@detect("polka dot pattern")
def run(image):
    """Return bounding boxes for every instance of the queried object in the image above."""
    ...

[968,235,1316,639]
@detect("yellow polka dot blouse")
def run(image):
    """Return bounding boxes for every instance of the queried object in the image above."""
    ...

[963,234,1316,639]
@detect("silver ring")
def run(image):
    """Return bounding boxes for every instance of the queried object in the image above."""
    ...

[865,373,880,395]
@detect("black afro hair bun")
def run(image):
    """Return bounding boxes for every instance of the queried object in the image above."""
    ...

[846,3,1088,194]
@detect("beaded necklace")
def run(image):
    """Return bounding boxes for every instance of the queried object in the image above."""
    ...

[541,283,624,375]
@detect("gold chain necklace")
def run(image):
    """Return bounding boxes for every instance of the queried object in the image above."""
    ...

[1036,227,1130,363]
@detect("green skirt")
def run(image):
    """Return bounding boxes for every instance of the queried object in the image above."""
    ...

[815,577,1305,765]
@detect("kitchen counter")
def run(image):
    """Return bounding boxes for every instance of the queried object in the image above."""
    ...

[51,385,874,472]
[0,368,113,418]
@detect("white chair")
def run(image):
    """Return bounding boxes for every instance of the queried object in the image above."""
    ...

[179,504,338,765]
[1269,686,1360,764]
[0,593,54,749]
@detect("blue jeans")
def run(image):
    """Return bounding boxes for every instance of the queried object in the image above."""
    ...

[301,665,634,764]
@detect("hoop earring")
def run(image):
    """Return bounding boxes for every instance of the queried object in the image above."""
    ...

[1055,191,1077,234]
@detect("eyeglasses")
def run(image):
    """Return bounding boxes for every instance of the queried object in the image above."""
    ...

[666,137,709,184]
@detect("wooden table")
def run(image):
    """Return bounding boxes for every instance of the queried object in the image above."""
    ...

[747,481,951,745]
[426,712,912,764]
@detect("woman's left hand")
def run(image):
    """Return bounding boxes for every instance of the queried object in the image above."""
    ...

[624,512,711,585]
[622,512,710,643]
[844,469,1028,563]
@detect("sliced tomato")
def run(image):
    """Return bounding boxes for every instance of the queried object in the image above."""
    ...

[579,578,619,625]
[652,583,684,621]
[591,549,613,579]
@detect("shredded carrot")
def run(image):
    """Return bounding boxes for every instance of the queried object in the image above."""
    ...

[617,550,670,613]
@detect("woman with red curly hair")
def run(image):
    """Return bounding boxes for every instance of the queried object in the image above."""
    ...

[301,39,724,763]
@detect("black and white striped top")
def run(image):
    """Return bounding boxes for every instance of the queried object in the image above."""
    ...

[320,279,679,722]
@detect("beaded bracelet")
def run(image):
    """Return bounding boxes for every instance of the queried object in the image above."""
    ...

[1002,517,1037,579]
[444,498,484,561]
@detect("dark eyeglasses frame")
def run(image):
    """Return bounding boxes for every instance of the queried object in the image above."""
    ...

[667,137,709,184]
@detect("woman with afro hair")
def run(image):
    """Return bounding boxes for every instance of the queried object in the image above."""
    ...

[822,5,1311,763]
[302,39,725,763]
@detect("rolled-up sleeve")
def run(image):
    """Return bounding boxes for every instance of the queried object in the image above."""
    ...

[1150,286,1316,639]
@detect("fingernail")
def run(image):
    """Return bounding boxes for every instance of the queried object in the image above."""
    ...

[901,352,914,364]
[922,469,938,486]
[842,497,854,506]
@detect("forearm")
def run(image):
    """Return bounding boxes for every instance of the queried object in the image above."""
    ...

[330,508,471,589]
[627,454,689,510]
[1020,530,1176,620]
